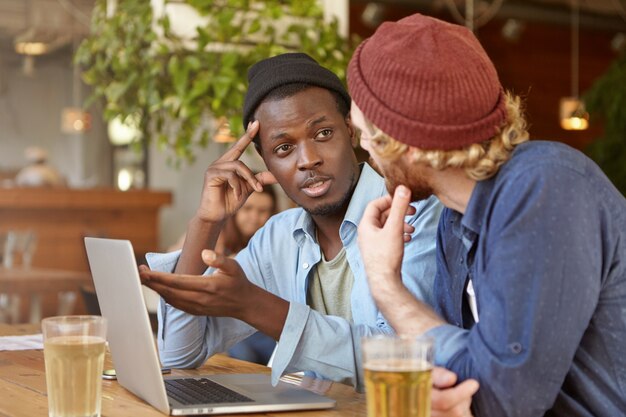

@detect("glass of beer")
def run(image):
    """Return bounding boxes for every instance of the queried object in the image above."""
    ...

[42,316,107,417]
[362,335,433,417]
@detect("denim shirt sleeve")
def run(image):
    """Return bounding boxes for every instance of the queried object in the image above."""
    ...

[425,167,604,417]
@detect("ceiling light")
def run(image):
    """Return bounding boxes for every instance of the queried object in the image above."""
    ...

[501,19,525,42]
[117,168,133,191]
[611,33,625,53]
[560,97,589,131]
[361,3,386,29]
[14,41,48,55]
[61,107,92,134]
[560,0,588,131]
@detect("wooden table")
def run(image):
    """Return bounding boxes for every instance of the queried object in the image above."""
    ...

[0,267,92,323]
[0,324,365,416]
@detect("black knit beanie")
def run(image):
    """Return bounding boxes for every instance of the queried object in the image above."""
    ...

[242,53,351,129]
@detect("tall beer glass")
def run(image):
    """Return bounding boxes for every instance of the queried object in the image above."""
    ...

[42,316,107,417]
[362,335,433,417]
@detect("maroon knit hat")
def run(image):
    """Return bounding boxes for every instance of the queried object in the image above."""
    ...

[348,14,507,150]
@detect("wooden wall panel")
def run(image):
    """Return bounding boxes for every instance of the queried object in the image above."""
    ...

[0,188,172,272]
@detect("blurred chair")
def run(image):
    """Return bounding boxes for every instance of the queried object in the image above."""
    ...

[3,230,37,269]
[0,230,37,323]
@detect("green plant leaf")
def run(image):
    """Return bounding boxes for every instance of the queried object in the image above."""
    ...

[77,0,355,166]
[583,50,626,196]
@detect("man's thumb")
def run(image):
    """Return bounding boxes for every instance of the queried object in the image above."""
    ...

[202,249,237,274]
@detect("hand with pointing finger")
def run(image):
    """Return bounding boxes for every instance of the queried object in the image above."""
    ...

[359,184,446,336]
[196,120,277,225]
[357,184,414,294]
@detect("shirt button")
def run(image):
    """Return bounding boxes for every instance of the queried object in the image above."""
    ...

[509,342,523,354]
[303,263,309,269]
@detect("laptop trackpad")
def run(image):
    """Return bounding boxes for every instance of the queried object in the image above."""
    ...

[209,374,291,395]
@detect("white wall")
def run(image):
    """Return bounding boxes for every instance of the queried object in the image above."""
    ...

[149,141,222,250]
[0,49,111,187]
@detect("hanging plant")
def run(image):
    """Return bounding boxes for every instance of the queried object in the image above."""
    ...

[75,0,356,165]
[583,51,626,196]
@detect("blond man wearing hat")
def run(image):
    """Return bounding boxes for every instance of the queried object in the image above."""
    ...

[349,13,626,417]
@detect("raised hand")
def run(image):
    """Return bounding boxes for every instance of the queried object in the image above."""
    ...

[196,120,277,224]
[357,185,414,292]
[358,184,445,336]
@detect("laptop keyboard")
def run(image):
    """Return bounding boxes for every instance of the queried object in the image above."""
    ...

[165,378,254,405]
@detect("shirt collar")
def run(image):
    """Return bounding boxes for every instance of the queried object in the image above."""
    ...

[461,175,497,235]
[292,162,384,245]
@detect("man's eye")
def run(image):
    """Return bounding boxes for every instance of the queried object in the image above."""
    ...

[316,129,333,140]
[274,144,292,155]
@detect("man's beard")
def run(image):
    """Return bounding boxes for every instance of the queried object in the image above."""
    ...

[305,193,352,216]
[376,157,433,202]
[303,170,356,216]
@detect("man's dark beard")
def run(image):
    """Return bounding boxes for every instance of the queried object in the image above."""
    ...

[304,170,356,216]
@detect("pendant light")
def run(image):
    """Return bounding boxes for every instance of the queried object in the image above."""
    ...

[560,0,589,131]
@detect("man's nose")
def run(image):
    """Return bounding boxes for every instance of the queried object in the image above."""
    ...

[296,141,323,171]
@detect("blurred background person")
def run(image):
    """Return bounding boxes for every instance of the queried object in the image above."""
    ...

[215,187,277,256]
[15,147,66,188]
[221,187,278,365]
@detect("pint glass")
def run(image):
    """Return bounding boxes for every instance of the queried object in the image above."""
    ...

[362,335,433,417]
[42,316,107,417]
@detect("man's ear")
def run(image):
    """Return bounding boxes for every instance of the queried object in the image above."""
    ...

[345,115,358,148]
[405,146,421,164]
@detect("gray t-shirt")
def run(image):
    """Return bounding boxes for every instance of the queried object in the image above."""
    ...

[307,247,354,323]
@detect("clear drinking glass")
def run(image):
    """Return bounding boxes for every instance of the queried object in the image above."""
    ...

[362,335,434,417]
[42,316,107,417]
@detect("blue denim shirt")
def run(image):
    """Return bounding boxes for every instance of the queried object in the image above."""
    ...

[426,141,626,417]
[147,163,443,391]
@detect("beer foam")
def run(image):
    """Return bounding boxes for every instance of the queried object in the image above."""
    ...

[364,359,432,372]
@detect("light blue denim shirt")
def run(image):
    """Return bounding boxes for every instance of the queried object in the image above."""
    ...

[146,163,442,391]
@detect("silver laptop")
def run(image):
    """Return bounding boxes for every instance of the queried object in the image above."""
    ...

[84,237,335,415]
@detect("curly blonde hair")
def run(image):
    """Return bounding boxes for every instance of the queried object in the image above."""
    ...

[364,92,530,181]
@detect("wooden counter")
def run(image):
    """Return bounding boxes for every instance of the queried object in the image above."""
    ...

[0,187,172,272]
